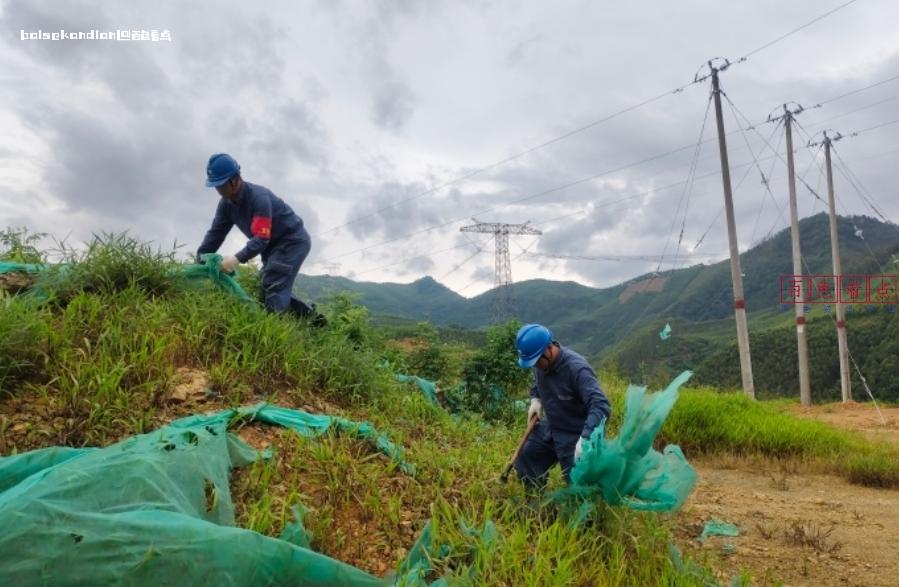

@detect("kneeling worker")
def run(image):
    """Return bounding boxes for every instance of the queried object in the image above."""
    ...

[196,153,323,324]
[513,323,611,490]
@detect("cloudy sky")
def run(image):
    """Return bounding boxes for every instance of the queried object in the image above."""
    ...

[1,0,897,296]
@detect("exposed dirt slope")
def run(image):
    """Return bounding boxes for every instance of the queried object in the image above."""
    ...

[677,404,899,586]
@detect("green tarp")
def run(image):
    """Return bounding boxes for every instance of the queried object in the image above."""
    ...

[0,404,421,586]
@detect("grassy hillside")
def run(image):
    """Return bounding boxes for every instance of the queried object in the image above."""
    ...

[3,232,898,584]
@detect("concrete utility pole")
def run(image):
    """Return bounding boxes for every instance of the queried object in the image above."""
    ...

[823,132,852,402]
[781,105,813,406]
[708,62,755,399]
[460,219,541,323]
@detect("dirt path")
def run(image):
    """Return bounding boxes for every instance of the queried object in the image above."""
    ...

[675,403,899,587]
[676,461,899,586]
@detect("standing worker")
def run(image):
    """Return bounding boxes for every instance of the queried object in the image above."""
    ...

[197,153,323,324]
[513,323,611,490]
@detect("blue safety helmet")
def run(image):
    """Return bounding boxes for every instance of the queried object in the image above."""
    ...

[205,153,240,187]
[515,323,553,368]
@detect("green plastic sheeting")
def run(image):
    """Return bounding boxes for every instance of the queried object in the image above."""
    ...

[554,370,698,512]
[659,322,672,340]
[394,374,439,406]
[0,404,421,586]
[699,520,740,542]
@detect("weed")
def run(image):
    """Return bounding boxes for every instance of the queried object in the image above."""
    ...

[768,469,790,491]
[755,522,777,540]
[783,521,842,554]
[0,227,46,263]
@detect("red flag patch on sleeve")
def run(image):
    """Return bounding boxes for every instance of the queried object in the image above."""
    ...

[251,216,272,238]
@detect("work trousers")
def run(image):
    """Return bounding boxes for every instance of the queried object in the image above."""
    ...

[514,419,580,490]
[260,238,312,317]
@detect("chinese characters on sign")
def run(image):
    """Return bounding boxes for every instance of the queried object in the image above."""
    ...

[780,274,897,304]
[780,274,897,314]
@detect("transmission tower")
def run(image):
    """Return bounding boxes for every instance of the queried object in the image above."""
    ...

[460,218,541,322]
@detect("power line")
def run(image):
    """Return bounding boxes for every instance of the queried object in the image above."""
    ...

[438,246,485,281]
[805,92,899,128]
[831,145,891,224]
[315,138,721,264]
[354,242,471,276]
[851,117,899,135]
[793,126,892,271]
[814,73,899,107]
[348,138,880,292]
[324,121,891,274]
[739,0,861,60]
[656,90,714,275]
[318,109,897,270]
[320,106,899,281]
[526,252,721,263]
[312,82,704,239]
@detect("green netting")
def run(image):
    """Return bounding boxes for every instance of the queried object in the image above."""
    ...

[394,374,439,406]
[554,370,698,512]
[180,253,255,304]
[0,404,426,586]
[392,371,514,420]
[396,519,496,587]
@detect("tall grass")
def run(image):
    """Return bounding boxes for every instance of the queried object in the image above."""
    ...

[35,232,180,303]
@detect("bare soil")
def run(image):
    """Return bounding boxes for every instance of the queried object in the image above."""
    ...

[677,403,899,586]
[618,275,668,303]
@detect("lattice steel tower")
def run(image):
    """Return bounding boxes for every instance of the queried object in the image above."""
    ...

[460,218,541,322]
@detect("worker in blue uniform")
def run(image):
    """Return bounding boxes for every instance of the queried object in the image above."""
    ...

[196,153,323,324]
[513,323,611,490]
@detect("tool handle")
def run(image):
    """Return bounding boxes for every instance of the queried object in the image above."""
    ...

[500,413,539,482]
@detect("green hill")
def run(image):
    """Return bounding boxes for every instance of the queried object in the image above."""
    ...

[296,214,899,401]
[300,213,899,355]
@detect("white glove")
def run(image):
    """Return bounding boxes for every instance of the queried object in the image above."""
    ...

[221,255,240,274]
[575,437,585,462]
[527,398,542,422]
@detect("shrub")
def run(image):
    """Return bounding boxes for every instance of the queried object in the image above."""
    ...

[451,320,531,421]
[406,322,450,382]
